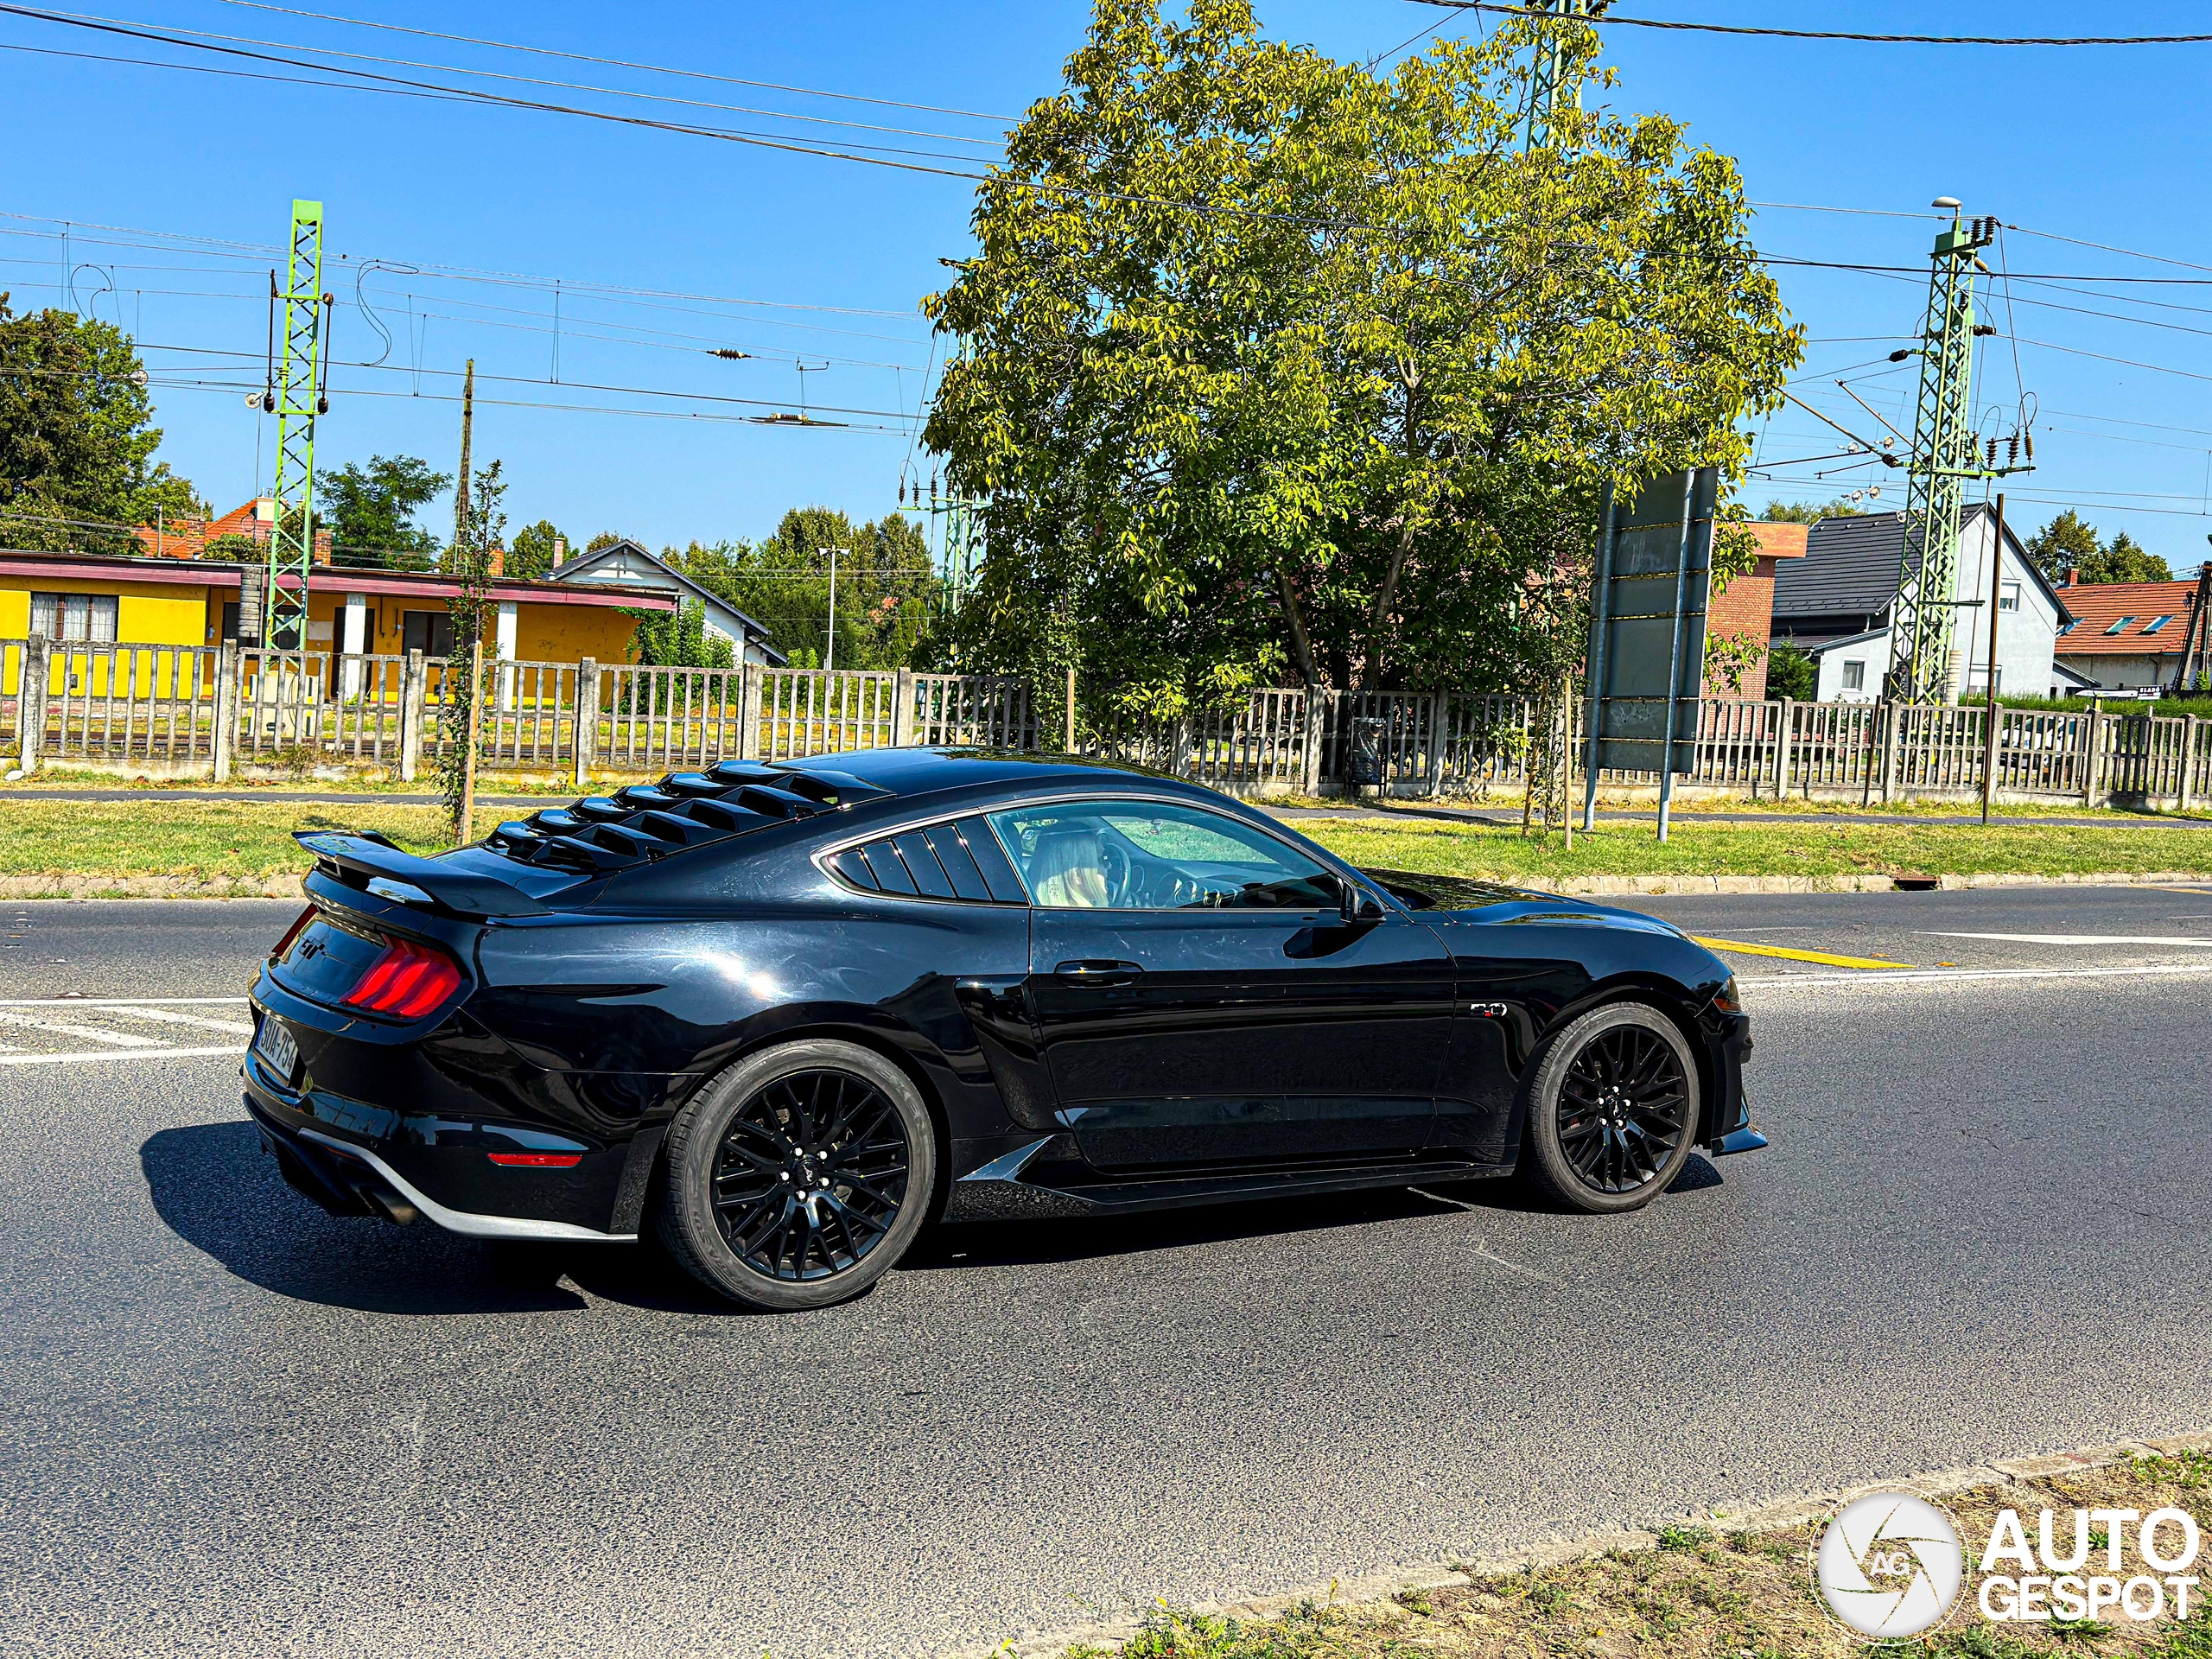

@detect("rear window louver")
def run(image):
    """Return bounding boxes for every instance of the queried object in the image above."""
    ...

[481,760,894,873]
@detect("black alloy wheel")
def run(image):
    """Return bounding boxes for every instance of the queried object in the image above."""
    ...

[1522,1001,1700,1214]
[657,1038,938,1311]
[711,1069,909,1281]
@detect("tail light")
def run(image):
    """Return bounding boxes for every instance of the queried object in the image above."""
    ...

[270,904,316,963]
[343,936,462,1019]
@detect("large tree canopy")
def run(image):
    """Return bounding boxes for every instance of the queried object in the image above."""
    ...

[317,454,450,567]
[923,0,1801,708]
[0,295,201,552]
[670,507,937,670]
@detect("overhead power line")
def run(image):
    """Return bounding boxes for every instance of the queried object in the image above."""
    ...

[1405,2,2212,47]
[213,0,1020,122]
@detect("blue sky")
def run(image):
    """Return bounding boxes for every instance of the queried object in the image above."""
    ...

[6,2,2211,572]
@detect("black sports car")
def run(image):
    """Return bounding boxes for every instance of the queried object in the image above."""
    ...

[245,749,1763,1311]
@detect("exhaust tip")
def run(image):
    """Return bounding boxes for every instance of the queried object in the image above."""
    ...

[359,1182,420,1226]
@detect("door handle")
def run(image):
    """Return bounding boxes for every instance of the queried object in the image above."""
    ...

[1052,959,1144,984]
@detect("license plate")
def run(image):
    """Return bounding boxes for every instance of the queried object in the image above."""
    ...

[254,1015,300,1082]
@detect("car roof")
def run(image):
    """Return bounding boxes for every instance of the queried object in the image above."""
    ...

[783,747,1189,801]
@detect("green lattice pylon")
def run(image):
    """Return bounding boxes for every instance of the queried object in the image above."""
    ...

[1521,0,1588,151]
[264,199,327,651]
[1887,208,1993,703]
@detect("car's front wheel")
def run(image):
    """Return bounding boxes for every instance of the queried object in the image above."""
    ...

[1521,1001,1700,1213]
[656,1039,936,1311]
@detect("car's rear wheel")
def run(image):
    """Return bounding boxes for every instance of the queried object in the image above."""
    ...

[1521,1001,1699,1214]
[656,1039,936,1311]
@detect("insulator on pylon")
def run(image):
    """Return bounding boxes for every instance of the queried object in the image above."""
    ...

[1986,437,1998,467]
[2008,435,2019,465]
[2024,429,2036,461]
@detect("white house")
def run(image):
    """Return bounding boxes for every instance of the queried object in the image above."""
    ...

[1768,505,2074,702]
[546,539,785,666]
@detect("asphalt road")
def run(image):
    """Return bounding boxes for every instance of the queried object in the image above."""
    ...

[3,889,2209,1657]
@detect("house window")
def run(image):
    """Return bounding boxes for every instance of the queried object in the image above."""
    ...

[1841,659,1866,691]
[2058,620,2078,636]
[2144,614,2174,633]
[1999,582,2021,613]
[400,611,455,658]
[1969,667,2003,695]
[29,592,118,643]
[2105,615,2137,635]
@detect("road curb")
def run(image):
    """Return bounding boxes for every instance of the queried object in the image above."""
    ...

[960,1427,2212,1659]
[1548,869,2212,894]
[0,875,302,899]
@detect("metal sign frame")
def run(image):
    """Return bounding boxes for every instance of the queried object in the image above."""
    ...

[1580,467,1719,839]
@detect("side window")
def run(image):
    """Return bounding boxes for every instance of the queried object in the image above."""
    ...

[986,799,1339,911]
[824,815,1025,904]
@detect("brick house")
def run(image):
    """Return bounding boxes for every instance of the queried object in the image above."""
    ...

[1704,522,1808,699]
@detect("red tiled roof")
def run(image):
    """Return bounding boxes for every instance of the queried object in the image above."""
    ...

[2052,578,2201,654]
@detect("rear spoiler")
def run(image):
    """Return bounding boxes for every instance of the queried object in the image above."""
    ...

[296,832,550,918]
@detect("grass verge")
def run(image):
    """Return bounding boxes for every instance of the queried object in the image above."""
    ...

[1292,817,2212,882]
[1065,1452,2212,1658]
[0,798,454,880]
[3,798,2212,887]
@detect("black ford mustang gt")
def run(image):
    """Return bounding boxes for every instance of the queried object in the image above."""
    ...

[245,749,1763,1311]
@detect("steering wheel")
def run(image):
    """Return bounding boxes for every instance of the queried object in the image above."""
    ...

[1098,841,1135,907]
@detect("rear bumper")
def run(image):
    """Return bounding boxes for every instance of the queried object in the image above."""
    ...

[244,988,652,1243]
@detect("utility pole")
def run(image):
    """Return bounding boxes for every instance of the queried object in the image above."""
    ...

[260,199,332,652]
[1981,493,2006,825]
[1886,200,2031,704]
[824,544,841,671]
[1520,0,1593,151]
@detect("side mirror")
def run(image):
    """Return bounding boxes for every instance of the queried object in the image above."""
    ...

[1338,879,1386,925]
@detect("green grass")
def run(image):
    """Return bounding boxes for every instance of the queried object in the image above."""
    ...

[1294,815,2212,882]
[0,798,456,879]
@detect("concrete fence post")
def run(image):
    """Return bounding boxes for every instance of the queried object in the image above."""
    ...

[738,663,764,760]
[1877,700,1901,804]
[2182,715,2200,813]
[1300,685,1325,797]
[208,642,236,782]
[18,633,49,772]
[2082,710,2102,807]
[1427,690,1451,798]
[1774,697,1795,798]
[397,649,425,783]
[574,657,601,788]
[892,668,917,747]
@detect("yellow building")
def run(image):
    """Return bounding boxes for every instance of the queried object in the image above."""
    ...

[0,547,673,696]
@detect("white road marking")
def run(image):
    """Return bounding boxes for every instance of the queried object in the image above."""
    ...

[0,996,250,1007]
[1919,931,2212,948]
[0,997,255,1065]
[99,1007,256,1035]
[0,1045,243,1067]
[0,1011,166,1047]
[1746,963,2212,989]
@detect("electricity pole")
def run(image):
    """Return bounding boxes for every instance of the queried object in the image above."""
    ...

[1521,0,1593,150]
[1886,200,2031,703]
[454,360,480,847]
[260,200,331,652]
[824,544,841,671]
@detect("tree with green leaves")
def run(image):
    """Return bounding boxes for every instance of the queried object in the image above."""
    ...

[316,454,449,568]
[672,507,936,670]
[2076,529,2171,585]
[507,518,566,579]
[1765,640,1815,701]
[1761,497,1870,524]
[438,457,505,842]
[922,1,1800,712]
[626,597,734,671]
[2025,510,2101,583]
[0,294,200,550]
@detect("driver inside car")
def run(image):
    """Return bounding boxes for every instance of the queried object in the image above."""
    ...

[1027,827,1111,907]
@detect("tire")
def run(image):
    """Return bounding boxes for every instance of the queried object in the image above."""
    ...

[655,1039,937,1312]
[1520,1001,1700,1215]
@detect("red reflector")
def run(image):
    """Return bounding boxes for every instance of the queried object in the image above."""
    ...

[486,1153,583,1168]
[270,903,316,962]
[342,936,461,1018]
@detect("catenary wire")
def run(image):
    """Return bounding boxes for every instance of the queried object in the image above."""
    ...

[1404,2,2212,47]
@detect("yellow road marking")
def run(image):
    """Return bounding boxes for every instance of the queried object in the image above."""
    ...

[2136,886,2212,897]
[1688,936,1916,970]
